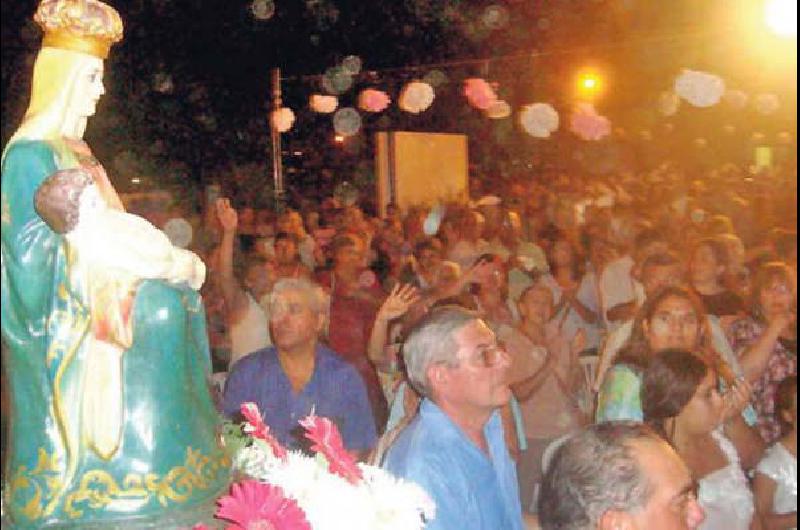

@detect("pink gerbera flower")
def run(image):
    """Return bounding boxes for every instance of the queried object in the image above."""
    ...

[240,403,287,460]
[299,414,363,484]
[216,480,311,530]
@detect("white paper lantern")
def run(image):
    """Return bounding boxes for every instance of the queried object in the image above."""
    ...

[519,103,559,138]
[271,107,295,133]
[398,80,435,114]
[674,69,725,108]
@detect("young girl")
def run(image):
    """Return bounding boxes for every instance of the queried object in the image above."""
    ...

[754,376,798,529]
[642,349,760,530]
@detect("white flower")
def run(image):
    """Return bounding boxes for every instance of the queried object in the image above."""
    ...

[674,69,725,108]
[310,94,339,114]
[519,103,559,138]
[271,107,295,132]
[399,81,435,114]
[231,440,435,530]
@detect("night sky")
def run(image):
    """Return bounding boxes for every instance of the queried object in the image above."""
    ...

[1,0,796,208]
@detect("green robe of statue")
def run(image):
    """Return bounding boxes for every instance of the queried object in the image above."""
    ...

[1,138,230,528]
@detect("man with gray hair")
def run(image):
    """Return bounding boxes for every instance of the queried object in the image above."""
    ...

[222,278,376,455]
[382,305,525,530]
[538,422,706,530]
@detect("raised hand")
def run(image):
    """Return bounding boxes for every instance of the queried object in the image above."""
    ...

[215,198,238,234]
[722,378,753,423]
[377,283,420,322]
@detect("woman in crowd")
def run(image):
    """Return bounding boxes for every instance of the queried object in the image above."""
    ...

[729,262,797,444]
[500,282,586,515]
[317,233,389,431]
[642,349,759,530]
[754,375,797,530]
[689,237,746,321]
[540,233,602,355]
[596,286,764,470]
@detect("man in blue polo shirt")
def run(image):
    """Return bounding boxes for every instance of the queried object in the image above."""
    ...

[222,278,376,455]
[382,306,525,530]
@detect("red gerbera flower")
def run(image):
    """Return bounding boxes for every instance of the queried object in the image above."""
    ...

[240,402,287,460]
[216,480,311,530]
[299,414,363,484]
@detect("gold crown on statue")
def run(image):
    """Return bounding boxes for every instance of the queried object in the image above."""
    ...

[34,0,123,59]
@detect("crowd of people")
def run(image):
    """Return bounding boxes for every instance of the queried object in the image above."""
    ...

[191,159,796,529]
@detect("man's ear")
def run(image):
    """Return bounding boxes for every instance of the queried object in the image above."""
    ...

[598,510,636,530]
[426,363,448,390]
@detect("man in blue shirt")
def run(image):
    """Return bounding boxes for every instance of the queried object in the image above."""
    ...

[382,306,525,530]
[223,278,376,455]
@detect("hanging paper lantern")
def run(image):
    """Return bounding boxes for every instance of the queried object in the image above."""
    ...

[754,93,780,115]
[398,80,435,114]
[674,69,725,108]
[271,107,295,133]
[464,78,498,110]
[485,100,511,119]
[358,89,391,113]
[657,91,680,116]
[309,94,338,114]
[519,103,559,138]
[723,89,748,109]
[333,107,362,136]
[569,103,611,141]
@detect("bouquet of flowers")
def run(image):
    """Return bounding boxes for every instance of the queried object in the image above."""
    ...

[198,403,435,530]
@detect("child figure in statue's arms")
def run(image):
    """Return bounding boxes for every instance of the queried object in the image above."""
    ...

[35,167,205,290]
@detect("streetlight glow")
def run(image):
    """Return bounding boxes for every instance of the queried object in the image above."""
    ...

[765,0,797,37]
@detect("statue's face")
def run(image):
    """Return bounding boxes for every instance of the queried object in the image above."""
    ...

[70,58,105,120]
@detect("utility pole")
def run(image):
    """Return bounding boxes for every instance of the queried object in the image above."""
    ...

[270,67,285,212]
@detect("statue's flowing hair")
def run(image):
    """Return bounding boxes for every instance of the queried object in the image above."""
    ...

[4,47,97,157]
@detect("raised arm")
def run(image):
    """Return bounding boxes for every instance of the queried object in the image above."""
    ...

[215,198,250,321]
[733,314,795,384]
[367,283,419,367]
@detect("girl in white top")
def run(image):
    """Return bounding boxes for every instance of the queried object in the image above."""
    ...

[754,376,798,530]
[642,349,759,530]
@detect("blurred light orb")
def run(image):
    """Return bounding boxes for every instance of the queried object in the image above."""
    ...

[765,0,797,37]
[423,69,448,87]
[251,0,275,20]
[322,66,353,95]
[482,5,510,30]
[341,55,362,75]
[333,107,362,136]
